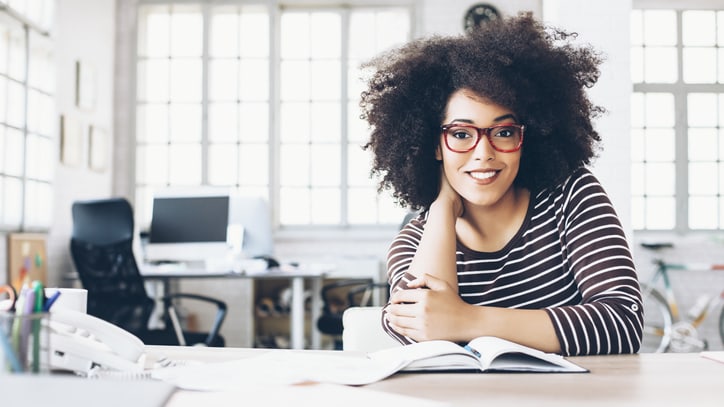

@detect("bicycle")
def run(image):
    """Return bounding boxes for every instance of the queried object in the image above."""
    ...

[639,242,724,353]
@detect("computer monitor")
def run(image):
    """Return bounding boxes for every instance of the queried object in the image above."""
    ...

[145,192,231,263]
[228,195,274,258]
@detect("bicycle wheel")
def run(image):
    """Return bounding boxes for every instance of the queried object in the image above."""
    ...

[640,283,673,353]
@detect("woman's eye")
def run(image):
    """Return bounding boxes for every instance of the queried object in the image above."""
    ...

[492,127,514,138]
[451,129,473,139]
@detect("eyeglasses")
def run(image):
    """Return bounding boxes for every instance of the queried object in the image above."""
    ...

[440,123,525,153]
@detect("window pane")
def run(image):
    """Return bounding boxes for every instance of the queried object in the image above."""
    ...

[645,93,675,127]
[136,104,168,142]
[136,144,168,185]
[631,10,643,46]
[645,163,675,195]
[348,144,373,186]
[7,80,25,128]
[208,143,238,185]
[644,10,677,46]
[280,13,310,58]
[281,60,310,101]
[348,187,378,224]
[239,103,268,142]
[169,104,201,142]
[170,7,202,57]
[210,10,237,57]
[26,134,52,181]
[280,102,310,142]
[311,188,340,224]
[280,187,310,224]
[644,47,677,83]
[280,144,309,186]
[683,11,716,46]
[689,162,717,195]
[139,7,170,57]
[689,93,718,127]
[310,60,340,100]
[0,78,6,123]
[238,144,268,186]
[310,144,340,186]
[630,46,644,84]
[208,103,237,142]
[689,128,718,161]
[240,9,269,58]
[646,129,675,161]
[209,59,238,101]
[646,197,675,229]
[631,163,645,193]
[170,59,201,101]
[24,180,51,228]
[683,48,716,83]
[689,196,718,229]
[137,59,169,102]
[3,176,22,227]
[168,144,201,185]
[310,102,340,143]
[4,127,23,176]
[310,13,340,58]
[239,59,268,100]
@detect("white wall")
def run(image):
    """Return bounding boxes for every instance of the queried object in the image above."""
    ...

[48,0,116,287]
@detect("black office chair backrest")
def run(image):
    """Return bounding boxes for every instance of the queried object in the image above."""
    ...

[70,198,154,334]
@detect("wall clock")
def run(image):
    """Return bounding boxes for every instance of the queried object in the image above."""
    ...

[463,3,501,33]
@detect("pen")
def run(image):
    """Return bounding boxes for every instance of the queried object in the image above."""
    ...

[43,290,61,312]
[0,324,22,372]
[31,281,44,372]
[19,289,36,370]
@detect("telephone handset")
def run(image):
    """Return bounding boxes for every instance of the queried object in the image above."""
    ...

[47,309,146,375]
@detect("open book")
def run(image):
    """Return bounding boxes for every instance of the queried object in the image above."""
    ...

[153,336,587,389]
[368,336,587,375]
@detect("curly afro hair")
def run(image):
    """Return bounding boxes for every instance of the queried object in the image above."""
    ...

[360,12,604,210]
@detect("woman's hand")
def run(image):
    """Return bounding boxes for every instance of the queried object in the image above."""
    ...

[385,273,470,342]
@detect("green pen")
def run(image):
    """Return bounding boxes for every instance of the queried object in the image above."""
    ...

[31,281,44,372]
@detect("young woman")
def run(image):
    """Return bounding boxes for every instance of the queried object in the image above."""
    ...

[361,13,642,356]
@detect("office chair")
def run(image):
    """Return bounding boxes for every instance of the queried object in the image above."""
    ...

[316,279,390,350]
[69,197,227,347]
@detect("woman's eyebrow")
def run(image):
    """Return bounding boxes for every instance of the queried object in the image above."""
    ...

[448,114,518,125]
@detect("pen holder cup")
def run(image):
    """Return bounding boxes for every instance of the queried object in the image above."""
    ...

[0,311,50,374]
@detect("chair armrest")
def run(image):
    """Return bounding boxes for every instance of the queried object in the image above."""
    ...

[161,293,228,347]
[347,282,390,307]
[320,279,373,303]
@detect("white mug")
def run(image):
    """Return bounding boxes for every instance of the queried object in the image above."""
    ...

[44,288,87,313]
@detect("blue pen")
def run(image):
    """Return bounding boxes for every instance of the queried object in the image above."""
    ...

[43,290,62,312]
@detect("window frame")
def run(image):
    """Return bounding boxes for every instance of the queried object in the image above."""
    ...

[132,0,416,235]
[0,2,55,232]
[632,0,724,233]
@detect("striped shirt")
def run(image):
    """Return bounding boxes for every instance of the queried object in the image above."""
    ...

[383,167,643,356]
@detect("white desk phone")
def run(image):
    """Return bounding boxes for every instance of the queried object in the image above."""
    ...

[47,309,146,375]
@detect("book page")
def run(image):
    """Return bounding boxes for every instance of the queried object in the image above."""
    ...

[369,340,480,371]
[467,336,587,373]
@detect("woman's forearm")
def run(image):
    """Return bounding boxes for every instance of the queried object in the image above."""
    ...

[406,200,459,289]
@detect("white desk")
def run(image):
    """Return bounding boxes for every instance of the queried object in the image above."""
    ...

[140,265,329,350]
[144,346,724,406]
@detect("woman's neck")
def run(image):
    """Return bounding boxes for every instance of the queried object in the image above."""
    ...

[457,186,531,252]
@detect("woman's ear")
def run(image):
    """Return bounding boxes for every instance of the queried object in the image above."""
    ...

[435,144,443,161]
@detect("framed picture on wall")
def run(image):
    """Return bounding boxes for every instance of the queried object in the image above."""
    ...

[75,60,96,110]
[60,114,83,167]
[89,125,109,172]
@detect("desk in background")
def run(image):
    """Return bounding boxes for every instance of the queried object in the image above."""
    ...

[140,264,331,350]
[146,346,724,406]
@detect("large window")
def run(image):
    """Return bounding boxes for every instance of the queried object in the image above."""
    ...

[0,1,55,231]
[135,2,411,228]
[631,7,724,231]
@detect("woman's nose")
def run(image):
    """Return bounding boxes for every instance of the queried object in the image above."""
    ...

[472,135,496,161]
